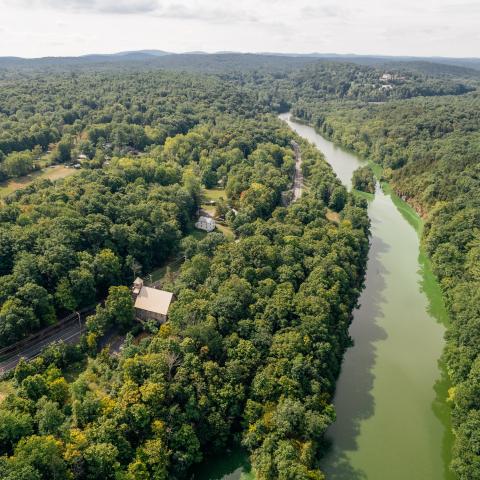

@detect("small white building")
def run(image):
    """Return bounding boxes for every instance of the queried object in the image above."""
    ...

[380,73,393,82]
[132,277,174,323]
[195,216,216,232]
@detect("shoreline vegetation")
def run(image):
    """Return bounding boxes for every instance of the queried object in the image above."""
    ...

[292,94,480,479]
[285,115,455,480]
[351,165,375,194]
[0,56,477,479]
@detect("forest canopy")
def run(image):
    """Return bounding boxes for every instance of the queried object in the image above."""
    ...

[0,54,478,479]
[292,89,480,480]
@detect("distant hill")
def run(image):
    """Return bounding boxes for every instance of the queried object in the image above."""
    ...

[0,51,479,78]
[111,49,172,57]
[260,52,480,71]
[0,52,316,73]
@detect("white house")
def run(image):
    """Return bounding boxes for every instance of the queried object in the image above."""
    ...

[195,216,216,232]
[132,277,174,323]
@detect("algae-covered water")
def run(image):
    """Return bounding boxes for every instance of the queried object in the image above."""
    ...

[282,113,454,480]
[196,114,454,480]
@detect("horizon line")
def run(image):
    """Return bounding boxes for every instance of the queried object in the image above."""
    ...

[1,50,479,61]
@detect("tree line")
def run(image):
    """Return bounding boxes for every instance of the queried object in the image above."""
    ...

[0,124,369,479]
[292,90,480,480]
[0,60,474,180]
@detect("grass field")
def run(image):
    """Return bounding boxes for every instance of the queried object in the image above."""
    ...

[202,187,227,202]
[0,166,77,198]
[148,256,184,285]
[201,205,216,216]
[215,222,235,240]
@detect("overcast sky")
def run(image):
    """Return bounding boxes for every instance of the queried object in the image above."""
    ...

[0,0,478,58]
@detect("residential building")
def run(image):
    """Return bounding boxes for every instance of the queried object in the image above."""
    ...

[195,216,216,232]
[132,277,174,323]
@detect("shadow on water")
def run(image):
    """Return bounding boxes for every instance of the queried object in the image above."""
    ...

[321,227,389,479]
[192,448,253,480]
[418,251,448,328]
[381,182,423,235]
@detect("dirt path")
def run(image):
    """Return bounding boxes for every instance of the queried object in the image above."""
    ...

[291,140,303,201]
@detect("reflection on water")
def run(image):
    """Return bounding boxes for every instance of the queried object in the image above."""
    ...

[197,114,454,480]
[192,449,253,480]
[281,114,455,480]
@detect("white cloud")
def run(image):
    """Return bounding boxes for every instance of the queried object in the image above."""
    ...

[14,0,160,14]
[300,4,349,20]
[154,3,259,24]
[0,0,478,57]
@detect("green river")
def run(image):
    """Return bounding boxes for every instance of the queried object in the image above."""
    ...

[195,114,454,480]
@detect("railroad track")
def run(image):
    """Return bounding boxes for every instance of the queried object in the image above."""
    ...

[0,306,95,376]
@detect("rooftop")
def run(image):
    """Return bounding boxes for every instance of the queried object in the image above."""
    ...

[198,215,215,225]
[134,286,174,316]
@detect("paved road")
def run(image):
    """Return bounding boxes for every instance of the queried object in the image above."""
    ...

[291,140,303,201]
[0,317,86,376]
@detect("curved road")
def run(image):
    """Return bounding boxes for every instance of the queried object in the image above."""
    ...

[291,140,303,201]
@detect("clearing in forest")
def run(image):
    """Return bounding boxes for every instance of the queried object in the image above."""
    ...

[0,166,77,198]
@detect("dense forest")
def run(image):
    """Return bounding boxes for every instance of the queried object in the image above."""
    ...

[292,90,480,479]
[0,112,300,345]
[0,54,478,479]
[0,60,372,479]
[0,136,369,480]
[0,58,474,180]
[0,70,277,180]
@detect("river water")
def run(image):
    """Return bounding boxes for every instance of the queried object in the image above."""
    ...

[196,114,454,480]
[281,113,454,480]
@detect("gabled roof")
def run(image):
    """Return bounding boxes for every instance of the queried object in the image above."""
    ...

[134,286,173,316]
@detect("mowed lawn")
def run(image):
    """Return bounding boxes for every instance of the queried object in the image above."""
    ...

[0,166,77,198]
[149,256,185,285]
[215,222,235,240]
[201,188,235,239]
[202,187,227,202]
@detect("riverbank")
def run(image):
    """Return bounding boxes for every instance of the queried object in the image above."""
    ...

[281,113,455,480]
[194,115,454,480]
